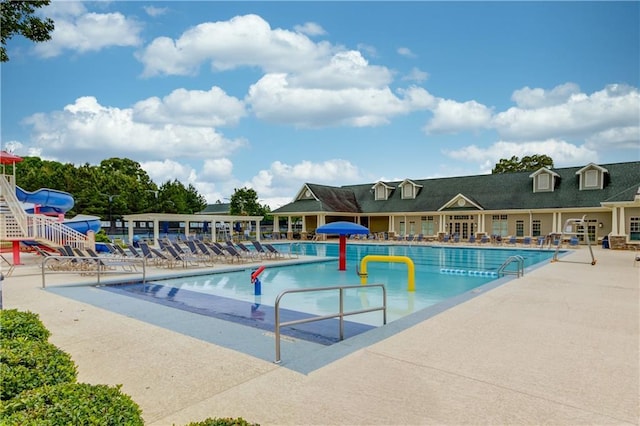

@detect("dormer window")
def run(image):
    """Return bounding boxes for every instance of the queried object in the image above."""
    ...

[529,168,559,193]
[372,182,394,201]
[399,179,422,200]
[576,163,608,190]
[403,183,414,199]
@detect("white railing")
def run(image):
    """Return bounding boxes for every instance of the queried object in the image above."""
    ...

[0,174,88,248]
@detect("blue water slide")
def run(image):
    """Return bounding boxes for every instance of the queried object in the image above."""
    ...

[15,186,74,213]
[15,185,101,235]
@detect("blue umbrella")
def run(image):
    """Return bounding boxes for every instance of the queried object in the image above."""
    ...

[316,221,370,270]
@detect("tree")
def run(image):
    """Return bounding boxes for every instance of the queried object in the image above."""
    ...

[1,0,55,62]
[492,155,554,174]
[229,187,268,217]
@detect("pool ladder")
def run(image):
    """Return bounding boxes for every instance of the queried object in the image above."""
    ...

[498,255,524,278]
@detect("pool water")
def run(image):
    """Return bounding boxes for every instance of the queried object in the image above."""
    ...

[107,243,558,331]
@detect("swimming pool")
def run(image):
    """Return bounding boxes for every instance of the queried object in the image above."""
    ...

[107,243,559,332]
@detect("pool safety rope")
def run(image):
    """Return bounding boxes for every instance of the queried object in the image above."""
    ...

[440,268,497,278]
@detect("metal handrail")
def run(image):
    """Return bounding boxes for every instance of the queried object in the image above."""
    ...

[498,255,524,278]
[274,283,386,363]
[41,256,146,288]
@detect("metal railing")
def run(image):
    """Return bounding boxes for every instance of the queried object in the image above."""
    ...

[41,256,146,288]
[274,284,386,363]
[498,255,524,278]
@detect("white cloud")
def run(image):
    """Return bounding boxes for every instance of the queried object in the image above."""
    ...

[585,126,640,150]
[294,22,326,36]
[397,47,416,58]
[287,50,393,89]
[140,159,195,184]
[202,158,234,180]
[424,99,493,134]
[137,14,335,77]
[247,74,433,127]
[22,96,246,164]
[132,86,246,127]
[240,159,363,208]
[34,6,142,58]
[443,139,598,172]
[402,67,429,83]
[511,83,581,109]
[143,6,168,17]
[493,84,640,141]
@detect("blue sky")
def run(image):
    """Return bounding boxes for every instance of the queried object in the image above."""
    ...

[2,1,639,209]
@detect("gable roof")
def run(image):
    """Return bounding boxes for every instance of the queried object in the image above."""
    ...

[271,161,640,215]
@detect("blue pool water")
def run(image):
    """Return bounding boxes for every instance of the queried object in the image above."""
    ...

[105,243,558,336]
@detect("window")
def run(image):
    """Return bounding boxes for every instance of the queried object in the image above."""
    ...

[631,217,640,241]
[532,220,541,237]
[399,221,405,236]
[584,169,598,188]
[491,214,508,236]
[516,220,524,237]
[409,221,416,235]
[538,174,550,190]
[421,216,434,236]
[403,184,414,199]
[375,185,386,200]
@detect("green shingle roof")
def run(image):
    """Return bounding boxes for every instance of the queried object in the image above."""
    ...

[271,161,640,215]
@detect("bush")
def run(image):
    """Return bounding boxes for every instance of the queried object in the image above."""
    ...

[0,339,77,401]
[0,382,144,425]
[185,418,259,426]
[0,309,50,342]
[94,229,111,243]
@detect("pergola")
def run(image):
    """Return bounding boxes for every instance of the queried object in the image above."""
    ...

[121,213,264,244]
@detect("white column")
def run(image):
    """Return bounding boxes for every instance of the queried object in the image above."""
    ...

[273,216,279,233]
[127,220,134,244]
[287,216,292,232]
[611,207,618,235]
[153,219,159,246]
[619,207,626,236]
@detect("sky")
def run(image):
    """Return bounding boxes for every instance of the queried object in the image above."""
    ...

[2,1,639,210]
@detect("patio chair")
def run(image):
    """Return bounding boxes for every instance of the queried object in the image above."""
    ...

[251,240,272,259]
[479,235,490,244]
[506,236,517,246]
[224,245,249,263]
[522,237,532,247]
[33,246,69,271]
[89,247,137,271]
[205,243,235,263]
[236,242,260,260]
[263,243,286,259]
[165,245,203,267]
[468,235,476,244]
[194,241,222,264]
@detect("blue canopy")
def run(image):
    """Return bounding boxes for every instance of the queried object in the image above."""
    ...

[316,221,369,235]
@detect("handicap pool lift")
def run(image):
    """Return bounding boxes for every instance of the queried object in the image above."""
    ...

[552,215,596,265]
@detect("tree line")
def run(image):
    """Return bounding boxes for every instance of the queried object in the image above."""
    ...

[8,157,207,223]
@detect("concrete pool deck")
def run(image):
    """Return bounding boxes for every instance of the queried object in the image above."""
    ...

[1,246,638,425]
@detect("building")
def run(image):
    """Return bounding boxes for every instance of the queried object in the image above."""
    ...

[271,161,640,249]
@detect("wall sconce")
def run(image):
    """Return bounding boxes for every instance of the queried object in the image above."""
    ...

[598,222,603,228]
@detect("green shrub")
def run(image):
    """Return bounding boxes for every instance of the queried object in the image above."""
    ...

[185,418,259,426]
[94,229,111,243]
[0,339,77,401]
[0,382,144,425]
[0,309,50,342]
